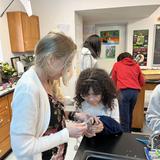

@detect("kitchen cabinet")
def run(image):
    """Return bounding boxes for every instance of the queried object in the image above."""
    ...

[7,11,40,52]
[132,70,160,130]
[7,92,13,117]
[0,92,13,158]
[132,81,158,129]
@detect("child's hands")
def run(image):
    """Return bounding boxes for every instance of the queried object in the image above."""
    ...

[87,116,101,125]
[75,112,91,122]
[90,120,104,133]
[84,117,104,137]
[85,117,104,137]
[67,122,87,138]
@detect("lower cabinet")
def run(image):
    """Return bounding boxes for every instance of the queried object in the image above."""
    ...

[0,92,13,158]
[0,137,10,157]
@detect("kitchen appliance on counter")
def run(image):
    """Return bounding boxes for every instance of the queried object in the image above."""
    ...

[150,131,160,150]
[16,61,24,75]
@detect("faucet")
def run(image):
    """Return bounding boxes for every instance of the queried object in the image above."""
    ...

[150,130,160,149]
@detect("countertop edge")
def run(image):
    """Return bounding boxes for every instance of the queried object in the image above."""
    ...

[0,88,14,97]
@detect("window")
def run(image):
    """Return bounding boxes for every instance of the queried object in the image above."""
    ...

[153,24,160,65]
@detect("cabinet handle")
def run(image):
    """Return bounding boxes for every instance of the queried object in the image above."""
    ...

[0,149,1,153]
[5,106,8,109]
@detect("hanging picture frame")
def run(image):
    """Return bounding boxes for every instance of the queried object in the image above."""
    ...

[132,30,149,66]
[100,30,119,45]
[105,45,116,59]
[10,56,21,71]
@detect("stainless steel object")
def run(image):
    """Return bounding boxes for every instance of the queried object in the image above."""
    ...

[150,130,160,149]
[81,150,144,160]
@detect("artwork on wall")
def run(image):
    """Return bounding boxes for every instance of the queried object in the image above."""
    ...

[153,24,160,65]
[105,46,116,59]
[132,30,149,66]
[100,30,119,45]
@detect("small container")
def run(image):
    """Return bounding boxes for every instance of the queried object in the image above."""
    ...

[150,131,160,149]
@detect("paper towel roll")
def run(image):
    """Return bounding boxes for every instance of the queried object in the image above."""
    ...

[16,61,24,75]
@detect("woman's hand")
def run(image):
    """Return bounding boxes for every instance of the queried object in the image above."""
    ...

[66,122,87,138]
[84,130,96,138]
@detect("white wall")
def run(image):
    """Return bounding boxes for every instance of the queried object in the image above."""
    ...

[0,0,24,63]
[75,12,83,73]
[1,0,160,63]
[30,0,160,97]
[31,0,160,38]
[61,13,83,98]
[83,24,96,41]
[82,6,160,72]
[1,0,160,97]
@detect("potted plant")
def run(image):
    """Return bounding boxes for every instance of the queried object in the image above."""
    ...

[0,62,17,83]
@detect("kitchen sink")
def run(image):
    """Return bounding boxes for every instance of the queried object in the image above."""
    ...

[82,150,145,160]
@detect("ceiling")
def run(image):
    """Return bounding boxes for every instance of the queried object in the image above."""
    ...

[77,5,160,24]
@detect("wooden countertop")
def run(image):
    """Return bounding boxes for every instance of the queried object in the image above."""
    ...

[142,69,160,80]
[0,86,15,97]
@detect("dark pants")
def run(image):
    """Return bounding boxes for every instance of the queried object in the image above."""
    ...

[119,89,139,132]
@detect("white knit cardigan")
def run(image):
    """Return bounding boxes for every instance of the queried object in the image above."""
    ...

[10,67,69,160]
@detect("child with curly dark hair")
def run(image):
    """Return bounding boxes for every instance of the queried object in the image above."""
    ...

[74,68,122,137]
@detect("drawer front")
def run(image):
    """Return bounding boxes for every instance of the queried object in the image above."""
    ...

[8,93,13,103]
[0,123,10,143]
[0,96,8,113]
[7,93,13,117]
[0,108,10,128]
[0,137,11,158]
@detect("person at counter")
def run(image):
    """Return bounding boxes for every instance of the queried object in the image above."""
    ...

[10,32,88,160]
[80,34,101,71]
[111,52,145,132]
[146,84,160,132]
[74,68,122,137]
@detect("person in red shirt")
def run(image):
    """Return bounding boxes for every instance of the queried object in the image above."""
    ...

[111,52,144,132]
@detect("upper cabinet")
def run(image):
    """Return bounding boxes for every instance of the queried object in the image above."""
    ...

[7,11,40,53]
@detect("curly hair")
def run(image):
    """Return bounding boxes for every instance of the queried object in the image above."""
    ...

[74,68,118,109]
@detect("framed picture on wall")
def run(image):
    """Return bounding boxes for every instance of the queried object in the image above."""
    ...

[105,46,116,59]
[132,30,149,66]
[10,56,21,71]
[100,30,119,45]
